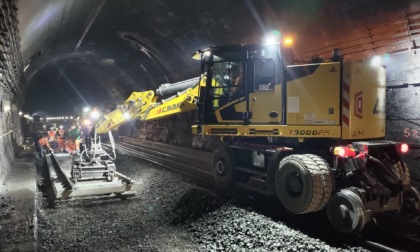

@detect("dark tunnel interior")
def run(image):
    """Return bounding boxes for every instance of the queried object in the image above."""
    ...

[17,0,417,115]
[1,1,420,250]
[20,0,265,115]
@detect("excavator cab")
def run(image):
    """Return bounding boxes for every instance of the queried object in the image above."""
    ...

[197,44,283,126]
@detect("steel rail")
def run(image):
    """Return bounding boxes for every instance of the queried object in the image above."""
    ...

[102,142,214,187]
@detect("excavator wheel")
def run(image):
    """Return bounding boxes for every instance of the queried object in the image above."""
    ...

[327,189,366,234]
[275,154,333,214]
[213,144,235,188]
[398,186,420,223]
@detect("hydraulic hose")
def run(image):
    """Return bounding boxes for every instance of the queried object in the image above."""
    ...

[368,155,405,184]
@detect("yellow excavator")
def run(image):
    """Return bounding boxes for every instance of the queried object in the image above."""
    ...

[96,43,420,234]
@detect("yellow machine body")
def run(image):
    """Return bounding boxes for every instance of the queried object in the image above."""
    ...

[96,77,206,134]
[195,59,386,141]
[341,62,386,139]
[97,44,386,143]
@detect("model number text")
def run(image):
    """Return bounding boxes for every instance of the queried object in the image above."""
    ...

[289,130,330,136]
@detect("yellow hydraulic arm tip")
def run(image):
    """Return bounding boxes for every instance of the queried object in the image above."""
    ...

[95,107,126,134]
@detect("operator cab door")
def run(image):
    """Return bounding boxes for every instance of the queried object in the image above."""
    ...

[247,45,283,124]
[205,50,248,124]
[203,44,283,125]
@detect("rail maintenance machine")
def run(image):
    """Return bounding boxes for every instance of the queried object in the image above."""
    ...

[95,43,420,234]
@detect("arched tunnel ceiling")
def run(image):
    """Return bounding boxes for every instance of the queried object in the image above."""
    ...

[16,0,420,115]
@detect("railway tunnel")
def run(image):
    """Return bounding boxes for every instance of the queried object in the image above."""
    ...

[1,0,420,251]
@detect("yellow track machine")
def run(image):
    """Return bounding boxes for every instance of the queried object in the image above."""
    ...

[96,43,420,234]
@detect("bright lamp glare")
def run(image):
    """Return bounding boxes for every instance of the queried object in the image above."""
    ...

[370,55,382,67]
[83,107,90,113]
[401,143,409,153]
[283,36,294,47]
[83,119,92,126]
[123,112,131,120]
[265,35,277,45]
[265,30,281,45]
[91,111,100,119]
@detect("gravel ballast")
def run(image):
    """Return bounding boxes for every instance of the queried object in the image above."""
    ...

[37,153,369,251]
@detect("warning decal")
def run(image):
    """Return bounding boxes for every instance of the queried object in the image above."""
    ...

[329,65,337,72]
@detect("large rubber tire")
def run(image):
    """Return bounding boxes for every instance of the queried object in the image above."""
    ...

[275,154,333,214]
[376,151,411,186]
[394,160,411,186]
[392,157,410,186]
[213,144,235,188]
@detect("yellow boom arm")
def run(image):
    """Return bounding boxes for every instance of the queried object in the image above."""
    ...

[96,77,209,134]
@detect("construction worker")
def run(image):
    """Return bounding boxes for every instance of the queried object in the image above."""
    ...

[48,127,59,152]
[56,125,66,153]
[30,115,45,157]
[75,126,82,152]
[67,125,81,155]
[47,127,56,141]
[228,64,243,97]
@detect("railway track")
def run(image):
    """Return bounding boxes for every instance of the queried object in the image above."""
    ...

[102,141,215,187]
[103,140,420,252]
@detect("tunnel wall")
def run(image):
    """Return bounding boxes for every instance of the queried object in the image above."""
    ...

[385,52,420,143]
[385,52,420,187]
[0,0,25,184]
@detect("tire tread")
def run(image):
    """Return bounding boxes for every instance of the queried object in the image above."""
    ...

[278,154,332,213]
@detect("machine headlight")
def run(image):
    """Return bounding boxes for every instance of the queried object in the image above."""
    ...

[83,119,92,126]
[91,111,100,119]
[123,112,131,120]
[370,55,382,67]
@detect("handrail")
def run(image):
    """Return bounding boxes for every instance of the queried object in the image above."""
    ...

[0,130,14,139]
[0,126,22,139]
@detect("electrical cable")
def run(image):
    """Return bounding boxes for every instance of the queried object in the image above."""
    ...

[73,0,106,53]
[386,114,420,127]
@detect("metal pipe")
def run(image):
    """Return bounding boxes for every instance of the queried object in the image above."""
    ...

[115,171,135,184]
[0,129,14,138]
[363,240,401,252]
[155,77,199,96]
[0,125,22,138]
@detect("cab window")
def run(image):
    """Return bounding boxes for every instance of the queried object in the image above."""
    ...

[254,59,274,91]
